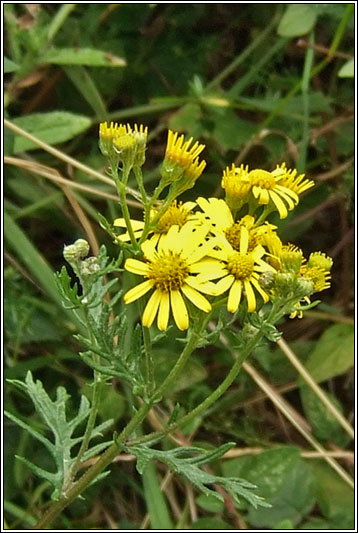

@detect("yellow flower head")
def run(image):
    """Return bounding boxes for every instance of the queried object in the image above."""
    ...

[165,130,205,169]
[221,164,251,211]
[248,167,300,219]
[113,201,196,244]
[307,251,333,272]
[99,121,128,159]
[160,130,206,192]
[302,265,331,292]
[195,197,276,253]
[276,163,315,196]
[199,226,276,313]
[152,200,196,234]
[99,122,148,167]
[124,224,219,330]
[278,244,304,274]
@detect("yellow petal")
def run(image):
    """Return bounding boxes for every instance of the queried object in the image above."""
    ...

[214,274,235,295]
[251,277,269,303]
[240,226,249,254]
[181,284,211,312]
[227,280,242,313]
[185,276,218,294]
[125,258,149,276]
[142,290,161,328]
[276,185,299,202]
[141,238,157,262]
[116,230,143,242]
[114,218,145,230]
[269,190,288,219]
[170,290,189,330]
[124,280,152,304]
[157,292,170,331]
[244,280,256,312]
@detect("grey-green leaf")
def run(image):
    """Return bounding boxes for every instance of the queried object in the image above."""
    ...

[13,112,92,153]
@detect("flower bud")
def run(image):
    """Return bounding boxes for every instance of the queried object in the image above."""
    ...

[63,239,90,263]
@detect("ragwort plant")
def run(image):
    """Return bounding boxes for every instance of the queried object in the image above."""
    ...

[7,123,333,528]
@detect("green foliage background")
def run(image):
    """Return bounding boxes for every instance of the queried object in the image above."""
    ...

[4,3,354,530]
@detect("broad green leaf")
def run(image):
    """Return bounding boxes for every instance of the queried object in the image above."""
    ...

[211,108,256,150]
[303,323,354,383]
[169,103,204,139]
[222,446,315,528]
[40,47,126,67]
[12,112,92,153]
[191,517,234,529]
[310,462,354,529]
[4,56,19,73]
[338,58,354,78]
[300,385,351,446]
[278,5,317,37]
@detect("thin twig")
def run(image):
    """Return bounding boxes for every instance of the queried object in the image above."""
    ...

[4,155,141,206]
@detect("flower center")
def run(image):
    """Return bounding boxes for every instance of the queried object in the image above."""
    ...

[227,252,254,280]
[225,223,258,252]
[154,202,191,234]
[225,223,242,250]
[249,169,276,190]
[148,251,189,292]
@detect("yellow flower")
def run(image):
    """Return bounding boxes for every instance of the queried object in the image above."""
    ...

[276,163,315,196]
[165,130,205,169]
[99,122,148,167]
[99,121,128,159]
[113,201,196,243]
[221,164,251,211]
[195,197,276,252]
[307,251,333,272]
[124,224,219,330]
[160,130,206,192]
[301,265,331,292]
[248,167,300,219]
[199,226,276,313]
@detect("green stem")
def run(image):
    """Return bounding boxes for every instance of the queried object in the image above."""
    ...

[259,7,352,133]
[112,164,139,250]
[33,312,211,529]
[133,166,150,226]
[297,31,314,173]
[142,323,155,397]
[328,4,354,58]
[127,322,267,447]
[66,377,101,485]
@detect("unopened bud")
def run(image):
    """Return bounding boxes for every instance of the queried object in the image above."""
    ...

[63,239,90,263]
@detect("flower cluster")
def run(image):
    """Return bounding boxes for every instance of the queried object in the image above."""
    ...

[99,123,332,331]
[99,121,148,169]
